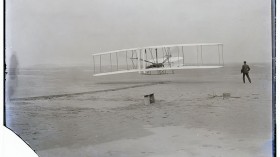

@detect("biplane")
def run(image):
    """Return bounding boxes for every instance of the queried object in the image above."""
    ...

[92,43,224,76]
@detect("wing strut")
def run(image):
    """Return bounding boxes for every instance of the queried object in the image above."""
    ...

[137,50,141,73]
[155,48,158,64]
[177,46,180,66]
[142,49,146,73]
[222,44,224,66]
[126,51,128,70]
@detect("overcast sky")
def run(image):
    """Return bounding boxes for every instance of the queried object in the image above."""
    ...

[6,0,272,68]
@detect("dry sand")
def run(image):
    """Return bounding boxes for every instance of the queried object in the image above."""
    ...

[5,64,273,157]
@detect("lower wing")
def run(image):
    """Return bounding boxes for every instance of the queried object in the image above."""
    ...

[93,66,223,76]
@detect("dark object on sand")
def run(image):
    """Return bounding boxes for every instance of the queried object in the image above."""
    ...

[223,93,231,99]
[144,93,155,105]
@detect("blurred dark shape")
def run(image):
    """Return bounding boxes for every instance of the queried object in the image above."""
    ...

[7,52,19,99]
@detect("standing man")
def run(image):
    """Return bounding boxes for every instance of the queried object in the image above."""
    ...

[241,61,251,83]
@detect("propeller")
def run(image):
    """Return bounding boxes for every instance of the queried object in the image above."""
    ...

[162,55,172,64]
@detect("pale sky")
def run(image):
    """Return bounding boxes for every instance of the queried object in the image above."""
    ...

[6,0,272,68]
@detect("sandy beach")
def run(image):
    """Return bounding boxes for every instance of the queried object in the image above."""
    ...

[5,63,272,157]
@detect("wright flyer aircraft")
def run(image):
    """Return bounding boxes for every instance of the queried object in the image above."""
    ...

[92,43,224,76]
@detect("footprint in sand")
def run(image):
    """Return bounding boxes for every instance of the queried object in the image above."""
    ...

[141,151,154,154]
[202,144,211,147]
[33,131,39,135]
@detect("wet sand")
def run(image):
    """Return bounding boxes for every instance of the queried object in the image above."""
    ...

[5,64,273,157]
